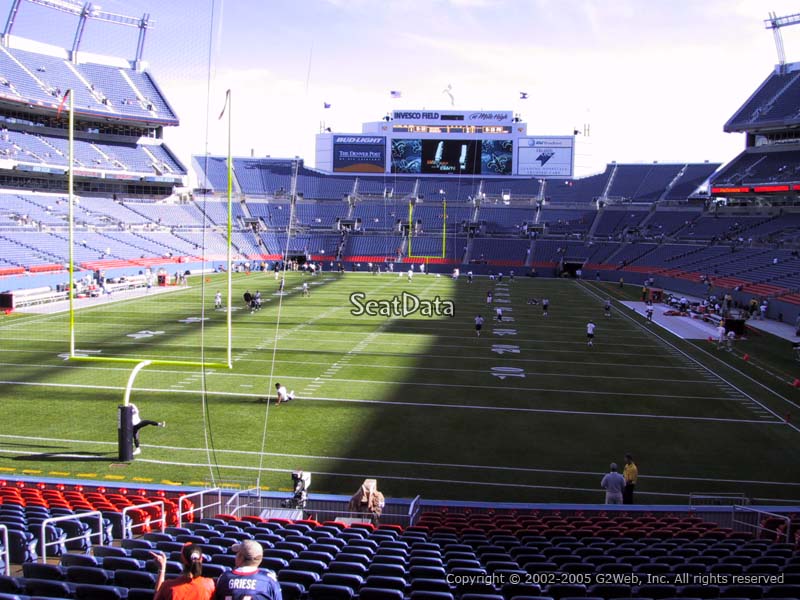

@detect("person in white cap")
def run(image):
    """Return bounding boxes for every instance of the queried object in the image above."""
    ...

[214,540,281,600]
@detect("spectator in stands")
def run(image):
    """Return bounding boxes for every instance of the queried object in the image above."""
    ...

[349,478,385,525]
[214,540,281,600]
[623,454,638,504]
[601,463,625,504]
[130,403,164,456]
[152,544,215,600]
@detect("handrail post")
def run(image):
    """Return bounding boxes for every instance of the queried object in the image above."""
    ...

[122,500,166,539]
[0,524,9,576]
[40,511,103,563]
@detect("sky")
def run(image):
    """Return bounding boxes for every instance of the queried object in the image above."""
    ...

[4,0,800,178]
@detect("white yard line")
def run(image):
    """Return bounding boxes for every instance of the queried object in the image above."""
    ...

[0,380,785,424]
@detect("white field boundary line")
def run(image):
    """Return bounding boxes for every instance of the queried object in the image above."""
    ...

[0,380,782,425]
[0,376,758,404]
[579,280,800,433]
[0,346,725,372]
[2,433,798,488]
[0,360,718,386]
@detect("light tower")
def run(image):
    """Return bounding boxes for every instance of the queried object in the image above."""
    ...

[764,11,800,67]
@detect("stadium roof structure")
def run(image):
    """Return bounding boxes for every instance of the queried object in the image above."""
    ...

[724,62,800,133]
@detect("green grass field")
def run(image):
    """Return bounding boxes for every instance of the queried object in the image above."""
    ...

[1,271,799,505]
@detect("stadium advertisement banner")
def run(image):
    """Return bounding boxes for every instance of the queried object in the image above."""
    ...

[392,138,510,175]
[391,110,513,124]
[517,136,574,177]
[333,136,386,173]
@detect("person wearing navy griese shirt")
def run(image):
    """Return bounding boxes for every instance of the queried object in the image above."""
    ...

[214,540,281,600]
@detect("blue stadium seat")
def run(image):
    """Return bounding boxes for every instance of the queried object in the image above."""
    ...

[319,573,363,591]
[6,530,37,563]
[277,569,320,590]
[363,575,406,593]
[409,592,455,600]
[367,563,406,578]
[307,583,354,600]
[100,557,143,572]
[23,578,73,598]
[357,587,404,600]
[120,539,153,551]
[72,583,126,600]
[0,576,26,595]
[279,580,304,600]
[91,545,128,558]
[64,566,111,586]
[59,555,98,569]
[126,588,157,600]
[410,578,451,594]
[21,564,63,581]
[199,563,229,579]
[112,569,156,590]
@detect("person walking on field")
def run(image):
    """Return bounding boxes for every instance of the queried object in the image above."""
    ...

[623,454,638,504]
[601,463,625,504]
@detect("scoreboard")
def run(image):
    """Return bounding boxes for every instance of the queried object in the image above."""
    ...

[315,109,574,178]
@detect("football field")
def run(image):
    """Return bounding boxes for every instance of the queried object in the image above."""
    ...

[1,271,799,504]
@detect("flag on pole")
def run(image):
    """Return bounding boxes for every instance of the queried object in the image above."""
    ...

[390,90,402,98]
[56,90,71,118]
[218,89,231,120]
[519,91,529,100]
[323,102,331,109]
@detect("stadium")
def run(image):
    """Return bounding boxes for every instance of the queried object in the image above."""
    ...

[0,0,799,598]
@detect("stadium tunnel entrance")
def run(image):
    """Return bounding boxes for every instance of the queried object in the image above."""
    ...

[561,258,585,277]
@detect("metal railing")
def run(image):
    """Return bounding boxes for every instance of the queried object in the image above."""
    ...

[408,495,421,526]
[0,524,9,575]
[689,492,749,506]
[40,511,104,563]
[732,505,791,543]
[122,500,166,538]
[178,488,222,526]
[225,487,263,517]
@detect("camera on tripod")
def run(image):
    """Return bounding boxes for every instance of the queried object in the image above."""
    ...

[281,470,311,509]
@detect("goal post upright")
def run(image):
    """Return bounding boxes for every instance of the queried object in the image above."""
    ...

[67,88,75,358]
[225,90,233,369]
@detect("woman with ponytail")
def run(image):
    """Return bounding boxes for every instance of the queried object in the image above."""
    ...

[152,543,215,600]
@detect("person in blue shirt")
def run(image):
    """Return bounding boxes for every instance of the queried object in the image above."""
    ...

[601,462,626,504]
[215,540,282,600]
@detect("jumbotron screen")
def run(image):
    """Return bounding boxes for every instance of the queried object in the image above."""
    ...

[391,139,512,175]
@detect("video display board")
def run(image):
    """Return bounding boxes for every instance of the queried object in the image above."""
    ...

[391,138,512,175]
